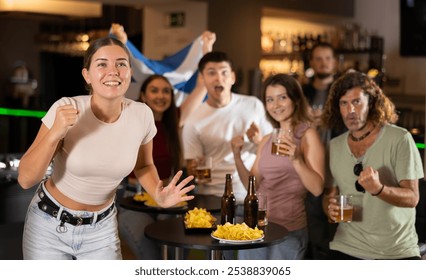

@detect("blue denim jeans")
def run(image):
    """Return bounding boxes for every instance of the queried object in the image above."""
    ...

[23,182,121,260]
[237,227,308,260]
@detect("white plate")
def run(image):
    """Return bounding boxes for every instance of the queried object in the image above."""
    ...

[210,233,264,244]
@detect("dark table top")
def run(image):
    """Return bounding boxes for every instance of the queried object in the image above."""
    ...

[144,216,288,251]
[119,194,222,215]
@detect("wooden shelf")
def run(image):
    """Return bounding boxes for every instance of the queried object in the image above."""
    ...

[261,48,382,59]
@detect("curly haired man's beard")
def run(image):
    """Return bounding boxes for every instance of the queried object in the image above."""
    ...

[315,73,333,79]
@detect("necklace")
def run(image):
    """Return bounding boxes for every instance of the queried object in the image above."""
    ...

[349,127,374,142]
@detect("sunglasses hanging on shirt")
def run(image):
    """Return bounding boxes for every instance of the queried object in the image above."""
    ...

[353,162,366,193]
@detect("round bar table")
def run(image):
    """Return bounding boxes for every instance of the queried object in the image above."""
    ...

[119,194,221,215]
[145,217,288,260]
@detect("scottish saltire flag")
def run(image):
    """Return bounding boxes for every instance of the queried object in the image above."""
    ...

[124,36,204,106]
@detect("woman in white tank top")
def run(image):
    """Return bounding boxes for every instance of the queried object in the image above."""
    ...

[17,37,195,260]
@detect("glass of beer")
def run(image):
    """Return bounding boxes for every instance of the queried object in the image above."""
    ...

[334,195,353,223]
[257,192,268,226]
[195,156,212,184]
[271,128,292,156]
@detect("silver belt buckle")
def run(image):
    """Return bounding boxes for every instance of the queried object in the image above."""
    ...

[75,217,83,226]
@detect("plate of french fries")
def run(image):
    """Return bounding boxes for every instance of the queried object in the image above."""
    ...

[133,192,188,209]
[183,207,217,233]
[211,222,264,243]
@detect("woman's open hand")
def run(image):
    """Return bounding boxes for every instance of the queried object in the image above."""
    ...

[154,170,195,208]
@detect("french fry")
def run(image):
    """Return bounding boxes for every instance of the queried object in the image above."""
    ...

[133,192,149,202]
[184,207,216,228]
[212,222,264,240]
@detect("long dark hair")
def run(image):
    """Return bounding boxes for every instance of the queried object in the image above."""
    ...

[140,75,181,174]
[262,73,312,129]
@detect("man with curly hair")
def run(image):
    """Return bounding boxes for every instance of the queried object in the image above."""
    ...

[322,71,424,259]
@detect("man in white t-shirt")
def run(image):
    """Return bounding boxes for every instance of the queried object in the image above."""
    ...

[182,51,272,204]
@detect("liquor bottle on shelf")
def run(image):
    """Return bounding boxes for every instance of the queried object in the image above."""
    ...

[298,33,306,52]
[292,33,300,52]
[336,54,346,77]
[261,31,274,53]
[305,32,315,50]
[244,175,259,228]
[358,28,369,50]
[367,54,387,87]
[278,32,289,54]
[221,174,236,225]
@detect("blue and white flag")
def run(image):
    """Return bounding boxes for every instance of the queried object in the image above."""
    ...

[124,36,204,106]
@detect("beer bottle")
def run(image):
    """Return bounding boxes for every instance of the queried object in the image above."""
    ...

[244,175,259,228]
[221,174,236,224]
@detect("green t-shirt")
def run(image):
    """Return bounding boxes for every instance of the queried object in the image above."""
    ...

[329,124,424,259]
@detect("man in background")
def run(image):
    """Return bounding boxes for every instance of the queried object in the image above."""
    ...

[182,51,272,206]
[303,42,338,260]
[303,42,337,142]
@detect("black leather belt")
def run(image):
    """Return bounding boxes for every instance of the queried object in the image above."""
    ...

[37,188,114,226]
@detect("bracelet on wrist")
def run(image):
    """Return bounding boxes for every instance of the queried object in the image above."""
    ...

[372,184,385,196]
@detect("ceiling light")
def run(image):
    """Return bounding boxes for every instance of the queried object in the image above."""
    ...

[0,0,102,17]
